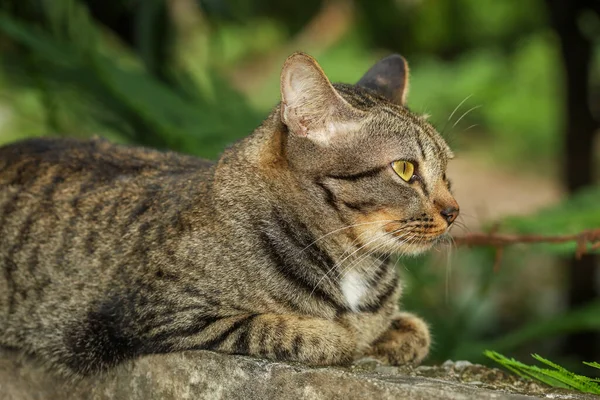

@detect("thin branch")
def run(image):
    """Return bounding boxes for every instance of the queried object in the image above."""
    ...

[452,228,600,260]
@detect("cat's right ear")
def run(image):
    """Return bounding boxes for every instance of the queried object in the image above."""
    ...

[280,52,362,145]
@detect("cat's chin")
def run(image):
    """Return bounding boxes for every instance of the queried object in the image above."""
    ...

[393,233,449,256]
[396,241,436,256]
[368,234,444,257]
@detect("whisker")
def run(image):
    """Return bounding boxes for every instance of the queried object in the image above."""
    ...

[302,227,374,291]
[298,221,396,290]
[441,94,473,135]
[443,234,456,303]
[336,245,382,283]
[336,232,403,280]
[336,225,385,281]
[450,220,470,234]
[334,226,416,287]
[455,212,479,221]
[337,227,377,260]
[452,105,481,129]
[463,124,478,132]
[337,230,413,284]
[309,230,393,297]
[389,252,401,275]
[448,94,473,123]
[298,220,397,255]
[334,228,411,280]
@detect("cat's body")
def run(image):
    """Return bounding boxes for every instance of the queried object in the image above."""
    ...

[0,54,458,376]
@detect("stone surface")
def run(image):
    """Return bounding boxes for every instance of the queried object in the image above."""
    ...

[0,349,596,400]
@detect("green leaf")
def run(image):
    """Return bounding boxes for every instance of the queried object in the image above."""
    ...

[485,351,600,394]
[584,361,600,370]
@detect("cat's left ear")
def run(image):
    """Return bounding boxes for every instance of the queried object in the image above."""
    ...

[357,54,409,106]
[280,52,363,145]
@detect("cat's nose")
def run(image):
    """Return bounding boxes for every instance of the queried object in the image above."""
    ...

[440,206,459,225]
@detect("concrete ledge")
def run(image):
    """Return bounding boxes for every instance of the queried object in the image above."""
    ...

[0,349,594,400]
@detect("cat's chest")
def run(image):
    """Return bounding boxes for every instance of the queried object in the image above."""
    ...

[340,270,369,312]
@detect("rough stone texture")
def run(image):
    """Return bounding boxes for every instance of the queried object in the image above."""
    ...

[0,349,596,400]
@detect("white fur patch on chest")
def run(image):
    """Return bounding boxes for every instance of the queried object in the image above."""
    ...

[340,270,368,312]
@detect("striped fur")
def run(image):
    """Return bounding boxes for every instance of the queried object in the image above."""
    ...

[0,53,458,376]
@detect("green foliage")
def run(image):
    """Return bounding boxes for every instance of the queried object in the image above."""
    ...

[200,0,322,35]
[211,19,287,65]
[354,0,545,56]
[0,0,262,158]
[485,351,600,394]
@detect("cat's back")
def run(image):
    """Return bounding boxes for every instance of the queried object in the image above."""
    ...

[0,136,216,269]
[0,137,213,187]
[0,136,215,219]
[0,137,216,274]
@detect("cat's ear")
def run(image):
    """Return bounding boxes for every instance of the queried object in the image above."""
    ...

[280,52,363,144]
[357,54,409,106]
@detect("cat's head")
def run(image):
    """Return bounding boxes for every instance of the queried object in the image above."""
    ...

[278,52,459,256]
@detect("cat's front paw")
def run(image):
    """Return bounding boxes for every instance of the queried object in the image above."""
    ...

[366,312,430,365]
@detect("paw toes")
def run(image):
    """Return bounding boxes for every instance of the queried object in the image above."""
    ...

[367,313,430,366]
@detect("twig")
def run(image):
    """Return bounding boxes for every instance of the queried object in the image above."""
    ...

[452,228,600,263]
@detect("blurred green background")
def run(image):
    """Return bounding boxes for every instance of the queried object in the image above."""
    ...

[0,0,598,373]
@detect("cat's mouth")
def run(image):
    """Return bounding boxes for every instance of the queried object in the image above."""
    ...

[389,228,449,255]
[391,229,447,243]
[352,212,451,256]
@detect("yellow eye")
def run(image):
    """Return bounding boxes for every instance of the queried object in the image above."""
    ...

[392,160,415,182]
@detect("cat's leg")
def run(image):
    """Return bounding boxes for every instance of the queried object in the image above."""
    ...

[168,313,357,365]
[364,312,430,365]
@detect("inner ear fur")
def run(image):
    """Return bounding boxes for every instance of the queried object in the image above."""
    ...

[280,52,363,144]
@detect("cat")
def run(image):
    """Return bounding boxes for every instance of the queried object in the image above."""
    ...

[0,52,459,377]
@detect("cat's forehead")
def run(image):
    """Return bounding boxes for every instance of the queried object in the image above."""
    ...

[369,120,450,173]
[333,83,453,168]
[376,110,453,161]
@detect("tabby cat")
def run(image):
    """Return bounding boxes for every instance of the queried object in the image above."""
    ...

[0,53,458,377]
